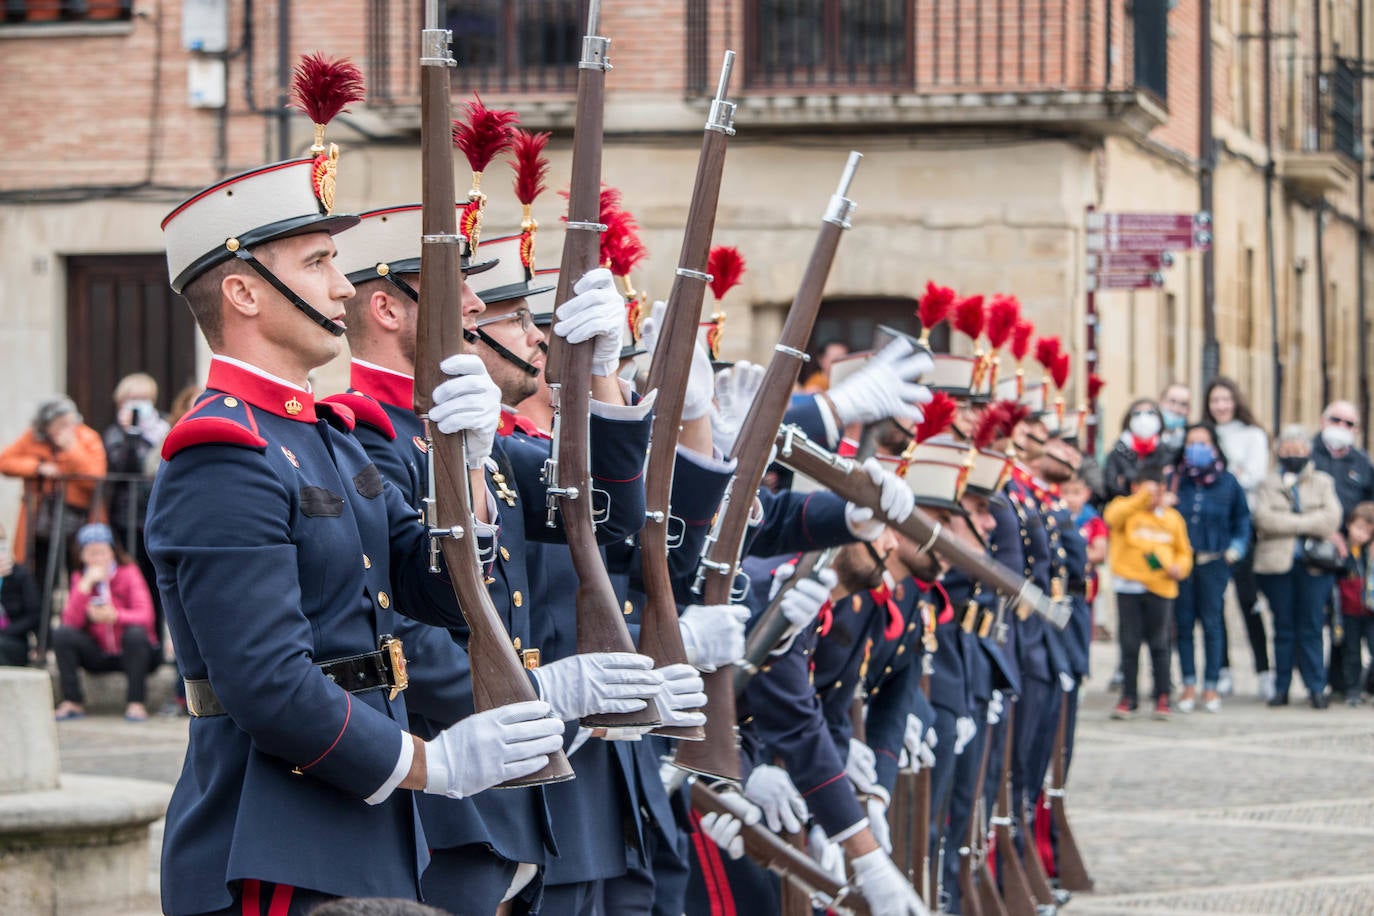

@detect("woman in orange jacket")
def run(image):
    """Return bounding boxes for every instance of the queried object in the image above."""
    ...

[0,397,107,567]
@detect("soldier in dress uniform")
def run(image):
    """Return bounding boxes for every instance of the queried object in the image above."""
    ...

[147,87,568,915]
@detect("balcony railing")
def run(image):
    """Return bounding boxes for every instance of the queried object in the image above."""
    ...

[1280,57,1361,161]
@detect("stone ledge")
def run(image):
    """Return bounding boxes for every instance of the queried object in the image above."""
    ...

[0,774,169,839]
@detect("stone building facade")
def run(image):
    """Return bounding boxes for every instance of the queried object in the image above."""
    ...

[0,0,1369,522]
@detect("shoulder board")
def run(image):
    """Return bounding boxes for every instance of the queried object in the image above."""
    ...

[322,392,397,441]
[315,400,357,433]
[161,395,268,460]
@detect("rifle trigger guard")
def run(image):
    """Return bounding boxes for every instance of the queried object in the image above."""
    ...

[729,569,752,604]
[665,514,686,550]
[676,267,712,282]
[590,485,610,526]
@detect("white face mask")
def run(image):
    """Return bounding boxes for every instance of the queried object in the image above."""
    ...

[1322,424,1355,452]
[1129,412,1162,440]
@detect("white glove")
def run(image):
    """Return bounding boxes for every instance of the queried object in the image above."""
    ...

[711,360,766,455]
[679,603,750,672]
[423,700,566,799]
[530,652,663,721]
[988,690,1005,725]
[846,738,888,802]
[653,663,707,728]
[699,791,763,860]
[768,563,840,630]
[900,715,936,772]
[826,337,935,427]
[1059,671,1078,694]
[743,764,810,835]
[868,796,892,853]
[554,267,624,377]
[809,824,846,885]
[851,848,930,916]
[845,457,917,541]
[639,300,715,421]
[954,716,977,756]
[430,354,502,468]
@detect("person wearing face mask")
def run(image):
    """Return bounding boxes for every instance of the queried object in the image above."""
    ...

[1310,402,1374,700]
[1171,424,1250,714]
[1158,383,1193,451]
[0,523,40,667]
[1201,376,1271,700]
[1103,398,1179,502]
[1252,427,1343,709]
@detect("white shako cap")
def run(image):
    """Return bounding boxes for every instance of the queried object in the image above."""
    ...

[331,204,499,288]
[467,233,555,306]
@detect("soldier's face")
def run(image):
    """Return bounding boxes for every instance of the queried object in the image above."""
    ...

[475,299,546,404]
[254,233,354,368]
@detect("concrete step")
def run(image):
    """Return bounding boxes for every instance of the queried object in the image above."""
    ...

[43,657,180,715]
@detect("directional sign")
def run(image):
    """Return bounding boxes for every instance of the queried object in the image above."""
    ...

[1086,211,1210,233]
[1086,229,1211,252]
[1086,251,1174,273]
[1085,271,1164,291]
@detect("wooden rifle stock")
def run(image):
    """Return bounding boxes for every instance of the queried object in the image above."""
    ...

[1021,804,1057,904]
[972,714,1009,916]
[1049,699,1093,891]
[732,549,835,696]
[638,51,738,741]
[689,781,873,916]
[676,153,863,781]
[779,828,815,916]
[992,707,1038,916]
[889,767,916,887]
[413,6,571,786]
[544,1,659,730]
[772,427,1071,631]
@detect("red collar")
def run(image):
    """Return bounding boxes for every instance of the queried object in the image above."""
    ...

[206,359,316,423]
[350,361,414,411]
[497,407,548,439]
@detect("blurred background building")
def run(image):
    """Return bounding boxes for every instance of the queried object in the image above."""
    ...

[0,0,1370,512]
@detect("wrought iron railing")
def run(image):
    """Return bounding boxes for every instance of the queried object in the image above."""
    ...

[1280,56,1361,161]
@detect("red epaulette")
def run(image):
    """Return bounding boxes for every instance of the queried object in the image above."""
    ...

[315,400,357,433]
[322,392,396,441]
[497,409,546,439]
[161,395,268,460]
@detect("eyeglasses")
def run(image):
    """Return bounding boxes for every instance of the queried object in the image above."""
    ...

[472,307,535,334]
[1327,416,1358,428]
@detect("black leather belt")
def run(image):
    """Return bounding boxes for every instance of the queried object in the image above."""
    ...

[185,635,409,718]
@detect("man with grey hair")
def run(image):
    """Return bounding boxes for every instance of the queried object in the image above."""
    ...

[1311,400,1374,699]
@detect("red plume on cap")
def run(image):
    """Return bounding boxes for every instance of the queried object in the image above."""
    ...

[972,406,1006,450]
[998,400,1032,437]
[602,209,648,278]
[985,295,1020,351]
[1087,373,1106,401]
[510,130,551,206]
[1011,320,1035,362]
[918,282,956,333]
[953,295,986,342]
[452,95,519,174]
[915,392,957,444]
[1051,353,1071,390]
[289,53,365,127]
[1034,336,1062,371]
[708,246,746,301]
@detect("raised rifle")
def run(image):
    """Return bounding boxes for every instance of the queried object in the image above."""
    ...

[638,51,738,740]
[676,152,863,782]
[690,780,873,916]
[1048,698,1093,891]
[731,548,836,696]
[771,426,1071,631]
[413,0,571,786]
[991,705,1038,916]
[543,0,660,730]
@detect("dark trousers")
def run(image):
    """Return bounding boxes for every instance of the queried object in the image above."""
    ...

[1175,559,1231,690]
[942,699,988,915]
[421,844,526,916]
[0,634,28,667]
[1223,546,1271,674]
[1257,568,1333,697]
[191,880,335,916]
[1116,591,1173,704]
[52,625,155,704]
[1342,614,1374,694]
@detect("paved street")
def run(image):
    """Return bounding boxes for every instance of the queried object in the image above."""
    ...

[51,605,1374,915]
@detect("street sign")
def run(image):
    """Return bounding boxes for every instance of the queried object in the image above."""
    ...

[1086,229,1211,252]
[1085,272,1164,291]
[1086,251,1174,272]
[1086,211,1210,233]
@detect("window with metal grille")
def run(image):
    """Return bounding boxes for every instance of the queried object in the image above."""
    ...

[445,0,586,94]
[745,0,913,90]
[3,0,131,23]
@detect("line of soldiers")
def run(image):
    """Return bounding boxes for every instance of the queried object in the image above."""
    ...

[146,49,1094,916]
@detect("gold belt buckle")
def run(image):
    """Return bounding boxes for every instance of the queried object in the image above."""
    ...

[381,635,409,701]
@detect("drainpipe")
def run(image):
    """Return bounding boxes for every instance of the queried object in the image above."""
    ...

[1358,0,1369,444]
[276,0,292,161]
[1263,0,1284,431]
[1200,0,1220,388]
[1317,201,1330,410]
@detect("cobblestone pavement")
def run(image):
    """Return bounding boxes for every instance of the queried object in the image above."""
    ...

[52,610,1374,915]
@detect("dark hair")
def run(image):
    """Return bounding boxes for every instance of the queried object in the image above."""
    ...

[1119,397,1163,435]
[1348,501,1374,530]
[1175,422,1229,469]
[1202,376,1260,429]
[1133,464,1165,485]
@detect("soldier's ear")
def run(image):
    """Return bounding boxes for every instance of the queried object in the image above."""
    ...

[222,271,261,319]
[371,288,403,332]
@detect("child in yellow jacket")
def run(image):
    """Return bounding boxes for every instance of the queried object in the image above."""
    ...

[1105,464,1194,719]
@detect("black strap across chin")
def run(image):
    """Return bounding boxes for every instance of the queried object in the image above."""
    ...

[471,327,540,378]
[234,249,346,338]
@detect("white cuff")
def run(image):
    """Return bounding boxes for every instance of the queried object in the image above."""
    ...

[365,731,414,806]
[591,385,656,421]
[829,815,870,844]
[677,442,737,475]
[816,395,841,449]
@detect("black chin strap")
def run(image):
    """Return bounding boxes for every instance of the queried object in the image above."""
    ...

[234,249,346,338]
[381,271,420,305]
[472,327,540,378]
